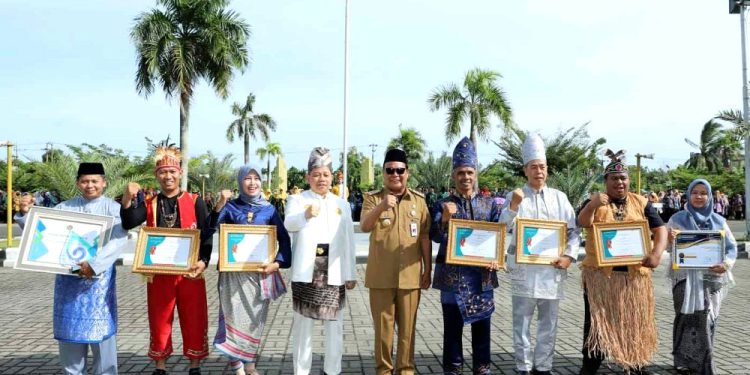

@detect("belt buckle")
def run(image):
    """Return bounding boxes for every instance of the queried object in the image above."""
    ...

[316,247,324,255]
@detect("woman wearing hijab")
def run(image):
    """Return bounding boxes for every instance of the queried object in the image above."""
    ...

[284,147,357,375]
[208,165,292,375]
[667,179,736,375]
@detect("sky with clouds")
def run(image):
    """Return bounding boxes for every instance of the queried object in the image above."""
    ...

[0,0,745,172]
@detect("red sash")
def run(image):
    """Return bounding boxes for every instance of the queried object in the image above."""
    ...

[145,192,198,229]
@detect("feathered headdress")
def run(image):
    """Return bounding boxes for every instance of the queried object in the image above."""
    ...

[152,137,181,172]
[603,149,627,175]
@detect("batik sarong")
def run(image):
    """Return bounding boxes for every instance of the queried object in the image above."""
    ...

[672,279,723,375]
[214,272,270,363]
[292,255,345,320]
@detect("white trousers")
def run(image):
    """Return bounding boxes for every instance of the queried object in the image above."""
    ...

[292,311,343,375]
[511,296,559,372]
[58,335,118,375]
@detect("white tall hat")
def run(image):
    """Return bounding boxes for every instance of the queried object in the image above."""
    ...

[522,133,546,165]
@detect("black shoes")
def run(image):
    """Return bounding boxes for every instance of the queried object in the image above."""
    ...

[517,371,530,375]
[150,367,200,375]
[534,371,552,375]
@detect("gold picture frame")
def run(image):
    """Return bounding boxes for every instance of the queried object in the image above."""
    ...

[446,219,506,268]
[132,226,200,275]
[218,224,277,272]
[592,220,650,267]
[515,218,567,265]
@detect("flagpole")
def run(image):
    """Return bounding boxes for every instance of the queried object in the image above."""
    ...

[341,0,350,199]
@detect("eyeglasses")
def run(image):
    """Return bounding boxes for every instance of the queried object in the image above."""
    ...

[385,167,406,175]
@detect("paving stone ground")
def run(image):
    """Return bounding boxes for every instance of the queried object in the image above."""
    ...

[1,258,749,375]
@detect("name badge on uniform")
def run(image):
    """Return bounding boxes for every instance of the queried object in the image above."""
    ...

[410,222,418,237]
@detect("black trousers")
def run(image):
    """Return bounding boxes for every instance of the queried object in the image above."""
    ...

[442,303,492,374]
[581,291,605,374]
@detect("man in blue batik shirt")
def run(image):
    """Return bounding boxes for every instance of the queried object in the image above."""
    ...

[15,162,126,375]
[431,137,501,375]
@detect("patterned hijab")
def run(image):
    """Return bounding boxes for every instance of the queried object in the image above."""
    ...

[237,164,270,207]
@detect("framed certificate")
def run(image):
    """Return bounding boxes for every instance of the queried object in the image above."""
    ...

[672,230,725,270]
[15,206,115,276]
[515,218,567,265]
[446,219,506,268]
[218,224,277,272]
[132,227,200,275]
[592,220,650,267]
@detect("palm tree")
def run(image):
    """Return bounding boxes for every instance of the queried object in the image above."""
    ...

[547,165,599,209]
[255,142,282,190]
[37,153,152,201]
[387,125,427,162]
[716,109,750,136]
[226,93,277,164]
[131,0,250,190]
[428,68,514,154]
[685,119,742,172]
[188,151,236,194]
[411,152,452,191]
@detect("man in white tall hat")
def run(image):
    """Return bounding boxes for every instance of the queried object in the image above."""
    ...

[499,133,580,375]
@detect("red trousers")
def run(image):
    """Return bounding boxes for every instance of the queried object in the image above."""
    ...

[147,275,209,360]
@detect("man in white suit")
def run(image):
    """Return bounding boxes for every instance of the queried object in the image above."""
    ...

[285,147,357,375]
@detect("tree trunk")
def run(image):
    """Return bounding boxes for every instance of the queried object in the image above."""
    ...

[180,90,190,191]
[470,124,479,191]
[243,131,250,164]
[267,157,271,190]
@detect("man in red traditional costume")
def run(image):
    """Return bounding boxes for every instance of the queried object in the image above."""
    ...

[121,143,213,375]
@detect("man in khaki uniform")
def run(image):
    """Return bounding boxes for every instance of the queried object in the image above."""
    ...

[361,148,432,375]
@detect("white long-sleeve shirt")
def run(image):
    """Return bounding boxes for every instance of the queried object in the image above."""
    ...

[499,184,580,299]
[284,190,356,285]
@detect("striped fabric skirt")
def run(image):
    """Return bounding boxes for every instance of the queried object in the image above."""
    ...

[214,272,270,363]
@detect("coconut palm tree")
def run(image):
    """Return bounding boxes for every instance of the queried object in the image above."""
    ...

[685,119,742,172]
[131,0,250,190]
[387,125,427,162]
[428,68,514,154]
[255,142,282,190]
[226,93,277,164]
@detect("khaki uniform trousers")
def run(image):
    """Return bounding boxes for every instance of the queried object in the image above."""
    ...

[369,288,421,375]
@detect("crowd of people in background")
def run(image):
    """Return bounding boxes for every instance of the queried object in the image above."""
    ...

[637,189,746,222]
[1,185,746,225]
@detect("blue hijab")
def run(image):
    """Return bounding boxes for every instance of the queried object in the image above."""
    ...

[237,164,270,208]
[677,179,725,230]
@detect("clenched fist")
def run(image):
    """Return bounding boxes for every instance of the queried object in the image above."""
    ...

[441,202,457,224]
[214,189,233,212]
[590,192,610,207]
[509,188,525,211]
[121,182,142,208]
[379,194,397,211]
[17,194,34,214]
[305,204,320,219]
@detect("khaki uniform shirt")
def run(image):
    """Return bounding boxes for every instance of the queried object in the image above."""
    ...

[363,188,431,289]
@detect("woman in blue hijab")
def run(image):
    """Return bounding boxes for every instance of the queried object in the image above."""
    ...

[666,179,736,375]
[208,164,292,375]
